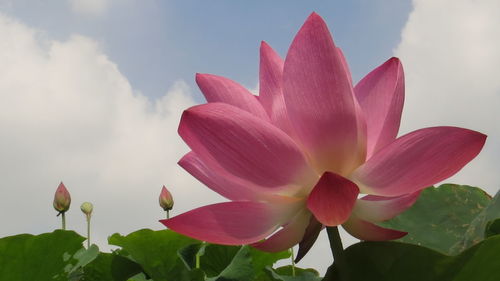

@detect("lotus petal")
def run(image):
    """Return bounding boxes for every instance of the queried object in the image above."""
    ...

[342,214,407,241]
[355,57,404,158]
[196,73,269,120]
[179,103,316,191]
[352,126,486,196]
[161,201,297,245]
[283,13,363,175]
[307,172,359,226]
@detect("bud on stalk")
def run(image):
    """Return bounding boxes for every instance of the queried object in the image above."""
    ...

[53,182,71,230]
[80,202,93,248]
[159,185,174,219]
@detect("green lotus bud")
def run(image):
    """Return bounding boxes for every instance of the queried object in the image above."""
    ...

[80,202,93,217]
[159,185,174,211]
[53,182,71,214]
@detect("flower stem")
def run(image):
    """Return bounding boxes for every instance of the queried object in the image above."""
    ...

[196,241,206,269]
[166,210,170,219]
[290,247,296,277]
[326,226,349,281]
[195,252,200,269]
[86,215,91,248]
[61,212,66,230]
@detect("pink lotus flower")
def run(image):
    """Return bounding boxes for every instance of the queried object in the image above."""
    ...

[161,13,486,259]
[53,182,71,214]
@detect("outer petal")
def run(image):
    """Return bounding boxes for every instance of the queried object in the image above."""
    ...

[258,41,294,136]
[283,12,362,175]
[337,47,368,163]
[258,41,283,116]
[179,103,316,191]
[342,214,407,241]
[336,47,353,86]
[355,57,404,158]
[295,216,323,262]
[354,191,421,222]
[196,73,270,121]
[307,172,359,226]
[179,152,270,201]
[352,127,486,197]
[252,209,310,252]
[161,201,296,245]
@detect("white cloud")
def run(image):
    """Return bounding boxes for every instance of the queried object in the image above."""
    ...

[395,0,500,196]
[69,0,109,16]
[0,13,225,248]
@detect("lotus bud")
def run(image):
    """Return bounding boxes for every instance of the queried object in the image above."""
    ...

[80,202,93,217]
[53,182,71,214]
[80,202,93,248]
[159,185,174,211]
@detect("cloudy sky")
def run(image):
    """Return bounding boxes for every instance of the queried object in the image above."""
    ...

[1,0,499,274]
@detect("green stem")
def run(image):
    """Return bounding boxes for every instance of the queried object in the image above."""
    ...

[86,215,91,248]
[291,247,296,277]
[195,241,205,269]
[326,226,349,281]
[61,212,66,230]
[166,210,170,219]
[195,252,200,269]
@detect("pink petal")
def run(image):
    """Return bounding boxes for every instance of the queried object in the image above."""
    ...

[258,41,283,116]
[352,126,486,196]
[307,172,359,226]
[336,47,353,86]
[342,214,407,241]
[179,103,316,191]
[355,57,404,158]
[258,41,294,136]
[355,191,421,222]
[295,216,323,262]
[283,12,363,175]
[252,209,310,252]
[179,152,270,201]
[196,73,269,121]
[338,48,368,161]
[161,201,294,245]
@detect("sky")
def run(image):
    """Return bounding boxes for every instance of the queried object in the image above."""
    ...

[1,0,499,275]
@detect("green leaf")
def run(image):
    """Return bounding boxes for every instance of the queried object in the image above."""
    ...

[108,229,198,281]
[67,244,100,280]
[0,230,85,281]
[451,191,500,252]
[82,252,144,281]
[248,247,291,280]
[379,184,491,254]
[200,244,241,277]
[127,272,150,281]
[324,235,500,281]
[206,245,254,281]
[177,242,205,270]
[485,219,500,238]
[179,243,290,280]
[273,265,320,277]
[265,266,322,281]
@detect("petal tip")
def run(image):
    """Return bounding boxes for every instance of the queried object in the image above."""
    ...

[298,12,328,33]
[195,72,210,83]
[382,57,403,72]
[194,72,207,82]
[388,56,401,64]
[307,11,322,21]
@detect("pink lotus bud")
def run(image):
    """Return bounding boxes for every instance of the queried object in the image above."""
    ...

[53,182,71,214]
[159,185,174,211]
[80,202,93,217]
